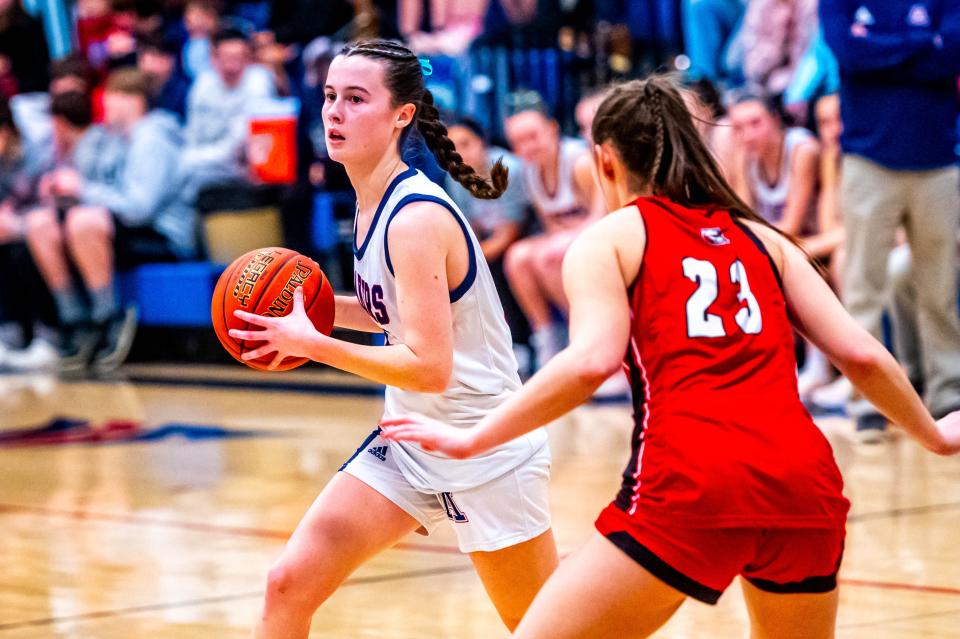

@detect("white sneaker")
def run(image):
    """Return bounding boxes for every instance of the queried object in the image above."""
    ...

[810,376,853,410]
[530,324,566,370]
[797,346,832,400]
[6,336,61,372]
[513,344,532,380]
[797,366,832,400]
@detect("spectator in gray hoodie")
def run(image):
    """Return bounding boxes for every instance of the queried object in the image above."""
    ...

[24,68,194,373]
[179,25,275,203]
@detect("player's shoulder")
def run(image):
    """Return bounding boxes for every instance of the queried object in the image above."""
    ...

[386,189,463,255]
[389,171,456,216]
[737,218,789,273]
[570,204,647,274]
[561,205,645,291]
[582,203,644,240]
[388,198,457,234]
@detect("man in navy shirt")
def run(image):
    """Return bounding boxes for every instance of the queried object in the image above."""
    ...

[821,0,960,440]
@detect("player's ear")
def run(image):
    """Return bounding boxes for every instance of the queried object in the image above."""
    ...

[396,102,416,130]
[595,142,616,181]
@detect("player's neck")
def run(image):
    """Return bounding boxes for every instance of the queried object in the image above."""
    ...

[350,153,408,215]
[616,184,646,207]
[608,169,648,208]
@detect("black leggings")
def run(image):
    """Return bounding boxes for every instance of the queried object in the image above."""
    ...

[0,241,58,339]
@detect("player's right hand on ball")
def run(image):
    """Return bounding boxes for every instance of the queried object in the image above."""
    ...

[230,287,319,370]
[380,415,481,459]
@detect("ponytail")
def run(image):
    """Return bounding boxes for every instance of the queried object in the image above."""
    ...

[593,75,803,248]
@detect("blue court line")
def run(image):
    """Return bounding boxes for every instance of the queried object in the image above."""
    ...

[0,419,273,446]
[124,423,270,442]
[0,417,86,442]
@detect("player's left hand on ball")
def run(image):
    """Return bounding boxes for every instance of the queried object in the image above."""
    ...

[935,410,960,455]
[230,287,317,370]
[380,415,480,459]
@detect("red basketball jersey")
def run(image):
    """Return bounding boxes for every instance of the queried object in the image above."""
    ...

[615,196,849,528]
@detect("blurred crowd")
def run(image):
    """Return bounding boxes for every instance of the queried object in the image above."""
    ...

[0,0,958,439]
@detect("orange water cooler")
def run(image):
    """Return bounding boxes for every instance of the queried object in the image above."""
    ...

[248,97,300,184]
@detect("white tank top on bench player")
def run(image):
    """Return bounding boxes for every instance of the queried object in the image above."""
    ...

[747,127,818,234]
[524,137,589,229]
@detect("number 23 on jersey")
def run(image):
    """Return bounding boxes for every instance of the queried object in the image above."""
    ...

[682,257,762,338]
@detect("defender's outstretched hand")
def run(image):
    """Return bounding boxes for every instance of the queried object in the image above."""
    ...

[380,415,482,459]
[935,410,960,455]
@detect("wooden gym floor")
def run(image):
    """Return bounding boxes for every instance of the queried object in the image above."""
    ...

[1,365,959,638]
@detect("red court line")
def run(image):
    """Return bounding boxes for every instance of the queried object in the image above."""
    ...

[0,565,476,631]
[839,578,960,597]
[0,503,463,555]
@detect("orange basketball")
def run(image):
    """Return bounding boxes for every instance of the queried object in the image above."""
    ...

[211,247,335,371]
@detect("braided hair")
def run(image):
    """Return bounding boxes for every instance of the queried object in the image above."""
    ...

[339,39,507,199]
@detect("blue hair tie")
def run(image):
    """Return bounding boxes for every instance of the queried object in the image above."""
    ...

[418,57,433,77]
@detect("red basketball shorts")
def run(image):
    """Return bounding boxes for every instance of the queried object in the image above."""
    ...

[595,503,845,604]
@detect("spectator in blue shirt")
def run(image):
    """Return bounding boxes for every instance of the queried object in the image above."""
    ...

[137,30,191,121]
[821,0,960,441]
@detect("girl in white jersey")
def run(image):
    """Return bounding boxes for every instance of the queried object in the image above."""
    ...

[728,91,836,400]
[728,92,820,237]
[502,96,603,369]
[230,40,557,638]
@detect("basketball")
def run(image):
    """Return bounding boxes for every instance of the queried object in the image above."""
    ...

[211,247,335,371]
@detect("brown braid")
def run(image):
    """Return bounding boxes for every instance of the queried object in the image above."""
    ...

[416,89,508,199]
[647,85,665,187]
[340,39,508,200]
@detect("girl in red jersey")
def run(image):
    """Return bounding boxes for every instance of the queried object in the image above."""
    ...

[380,76,960,638]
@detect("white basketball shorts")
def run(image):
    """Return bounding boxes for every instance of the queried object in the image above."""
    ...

[340,429,551,553]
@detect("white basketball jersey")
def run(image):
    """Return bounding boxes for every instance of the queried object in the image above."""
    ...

[353,168,548,493]
[747,127,817,234]
[524,137,589,225]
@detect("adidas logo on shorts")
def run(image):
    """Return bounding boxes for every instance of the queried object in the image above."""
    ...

[367,445,388,461]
